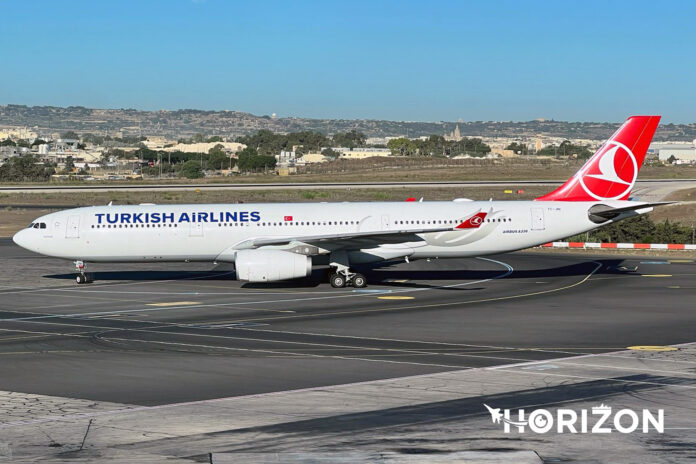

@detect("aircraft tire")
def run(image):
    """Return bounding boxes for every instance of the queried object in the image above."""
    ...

[352,273,367,288]
[330,273,346,288]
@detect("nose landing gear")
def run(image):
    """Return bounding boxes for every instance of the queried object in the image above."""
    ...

[74,261,93,284]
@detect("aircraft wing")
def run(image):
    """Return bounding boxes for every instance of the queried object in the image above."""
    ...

[228,210,489,252]
[234,226,453,250]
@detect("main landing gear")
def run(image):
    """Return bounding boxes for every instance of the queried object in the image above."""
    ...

[328,251,367,288]
[329,269,367,288]
[74,261,93,284]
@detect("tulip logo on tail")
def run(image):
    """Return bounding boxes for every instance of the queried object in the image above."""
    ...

[535,116,660,202]
[579,141,638,200]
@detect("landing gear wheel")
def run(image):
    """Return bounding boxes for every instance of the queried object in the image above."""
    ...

[352,273,367,288]
[330,273,347,288]
[76,274,87,284]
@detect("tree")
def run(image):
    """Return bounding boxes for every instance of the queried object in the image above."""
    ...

[387,138,417,156]
[191,133,205,143]
[61,131,79,140]
[332,130,366,149]
[667,155,677,164]
[0,155,54,181]
[237,146,276,172]
[64,156,75,172]
[208,144,232,169]
[179,160,203,179]
[206,136,223,143]
[321,147,340,160]
[237,146,259,171]
[505,142,528,155]
[537,140,592,159]
[0,139,16,147]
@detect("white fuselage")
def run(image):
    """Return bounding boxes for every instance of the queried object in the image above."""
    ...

[13,200,626,264]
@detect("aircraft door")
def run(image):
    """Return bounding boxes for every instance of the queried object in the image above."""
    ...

[531,208,545,231]
[66,215,80,238]
[190,222,203,237]
[381,215,390,231]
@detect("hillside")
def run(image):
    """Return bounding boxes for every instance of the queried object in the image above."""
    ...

[1,104,695,141]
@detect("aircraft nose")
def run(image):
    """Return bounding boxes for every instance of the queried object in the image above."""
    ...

[12,229,30,250]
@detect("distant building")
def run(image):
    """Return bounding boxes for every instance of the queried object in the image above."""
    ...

[650,141,696,162]
[143,136,173,149]
[276,150,296,165]
[299,153,328,164]
[334,147,392,159]
[444,124,463,142]
[163,141,245,154]
[0,127,38,141]
[366,136,398,146]
[54,139,79,151]
[490,148,517,158]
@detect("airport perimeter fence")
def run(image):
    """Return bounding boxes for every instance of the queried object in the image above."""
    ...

[541,242,696,250]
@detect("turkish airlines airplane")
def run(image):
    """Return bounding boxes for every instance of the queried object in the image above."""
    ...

[14,115,664,288]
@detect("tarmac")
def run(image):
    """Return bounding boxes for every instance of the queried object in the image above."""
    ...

[0,239,695,462]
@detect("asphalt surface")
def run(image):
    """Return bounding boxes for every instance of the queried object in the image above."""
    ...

[0,239,694,407]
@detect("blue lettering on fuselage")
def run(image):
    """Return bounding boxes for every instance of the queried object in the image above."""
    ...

[93,211,262,225]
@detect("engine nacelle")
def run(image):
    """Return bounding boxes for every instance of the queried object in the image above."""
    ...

[235,249,312,282]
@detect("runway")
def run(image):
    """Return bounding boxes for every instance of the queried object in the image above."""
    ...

[0,239,695,407]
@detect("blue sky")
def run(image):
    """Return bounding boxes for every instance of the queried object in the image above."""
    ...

[1,0,694,122]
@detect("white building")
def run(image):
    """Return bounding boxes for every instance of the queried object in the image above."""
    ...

[163,142,245,154]
[334,147,392,159]
[650,141,696,162]
[276,150,296,165]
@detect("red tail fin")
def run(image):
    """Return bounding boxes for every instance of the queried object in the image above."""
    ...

[535,115,660,202]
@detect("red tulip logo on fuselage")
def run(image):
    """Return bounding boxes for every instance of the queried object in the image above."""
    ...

[471,215,483,226]
[579,141,637,200]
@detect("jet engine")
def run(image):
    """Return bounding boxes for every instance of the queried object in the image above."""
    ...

[235,249,312,282]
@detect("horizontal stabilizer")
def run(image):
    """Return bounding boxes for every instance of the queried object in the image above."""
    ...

[588,201,674,223]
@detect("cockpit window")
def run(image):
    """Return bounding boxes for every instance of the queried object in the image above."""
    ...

[40,223,46,229]
[29,222,46,229]
[27,223,35,228]
[33,223,40,229]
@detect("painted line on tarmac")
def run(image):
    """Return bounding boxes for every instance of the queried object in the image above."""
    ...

[627,345,679,352]
[147,301,200,307]
[0,316,547,367]
[198,260,598,325]
[4,340,696,431]
[0,257,513,321]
